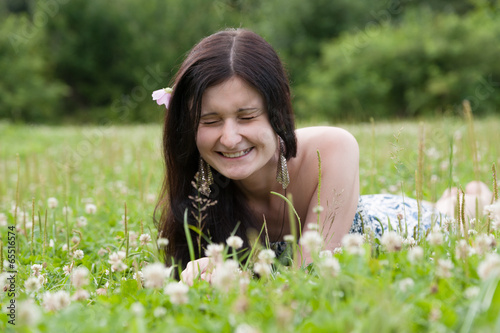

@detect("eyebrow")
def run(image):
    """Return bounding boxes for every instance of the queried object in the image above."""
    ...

[200,107,261,117]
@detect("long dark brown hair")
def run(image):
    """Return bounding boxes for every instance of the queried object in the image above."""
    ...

[155,28,297,270]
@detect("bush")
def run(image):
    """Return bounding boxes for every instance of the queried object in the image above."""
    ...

[297,7,500,121]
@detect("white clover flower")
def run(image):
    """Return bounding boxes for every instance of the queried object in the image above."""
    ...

[62,206,72,216]
[71,289,90,301]
[477,253,500,281]
[71,266,89,289]
[76,216,87,228]
[226,235,244,249]
[380,231,403,252]
[142,263,173,289]
[130,302,145,316]
[436,259,454,278]
[0,213,7,227]
[38,274,46,286]
[484,200,500,223]
[49,239,55,248]
[146,193,157,204]
[464,286,480,299]
[341,234,365,255]
[319,250,333,258]
[235,323,260,333]
[398,278,415,292]
[318,257,341,277]
[283,234,295,242]
[62,244,68,252]
[157,237,169,248]
[164,282,189,305]
[73,249,84,260]
[133,270,144,281]
[212,259,240,291]
[24,276,42,292]
[253,262,272,277]
[63,265,72,276]
[473,233,496,256]
[47,197,58,209]
[108,251,127,272]
[333,247,343,255]
[153,306,167,318]
[427,227,444,246]
[129,231,138,247]
[408,246,424,263]
[205,243,225,263]
[403,237,416,247]
[31,264,43,277]
[42,290,71,311]
[257,249,276,265]
[96,288,107,296]
[299,230,323,254]
[18,300,41,327]
[455,239,472,260]
[85,203,97,214]
[312,205,324,214]
[140,233,152,246]
[97,248,107,257]
[307,223,320,230]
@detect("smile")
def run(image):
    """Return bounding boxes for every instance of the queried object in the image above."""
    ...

[220,148,253,158]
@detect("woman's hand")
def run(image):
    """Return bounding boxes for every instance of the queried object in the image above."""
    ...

[180,257,214,286]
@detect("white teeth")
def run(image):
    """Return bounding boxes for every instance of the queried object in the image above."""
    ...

[221,148,251,158]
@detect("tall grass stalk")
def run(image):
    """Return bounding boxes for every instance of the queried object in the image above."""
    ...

[463,100,480,181]
[416,123,425,239]
[124,202,129,259]
[31,197,35,255]
[492,163,498,202]
[65,201,70,257]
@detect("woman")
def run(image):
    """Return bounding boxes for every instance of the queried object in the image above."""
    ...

[154,28,440,283]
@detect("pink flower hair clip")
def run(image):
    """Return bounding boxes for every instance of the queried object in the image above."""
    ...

[152,87,173,109]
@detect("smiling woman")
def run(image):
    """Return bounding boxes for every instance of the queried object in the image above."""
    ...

[154,28,444,283]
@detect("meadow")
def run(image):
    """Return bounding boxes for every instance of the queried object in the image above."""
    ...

[1,114,500,332]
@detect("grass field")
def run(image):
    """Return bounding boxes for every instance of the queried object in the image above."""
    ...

[1,115,500,332]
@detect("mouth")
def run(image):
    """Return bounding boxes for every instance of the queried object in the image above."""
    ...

[219,148,253,158]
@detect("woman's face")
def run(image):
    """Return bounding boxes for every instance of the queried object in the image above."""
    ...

[196,76,278,181]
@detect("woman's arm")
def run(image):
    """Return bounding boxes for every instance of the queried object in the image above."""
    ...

[298,127,360,264]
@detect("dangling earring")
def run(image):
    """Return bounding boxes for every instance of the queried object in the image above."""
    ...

[276,137,290,189]
[197,157,213,196]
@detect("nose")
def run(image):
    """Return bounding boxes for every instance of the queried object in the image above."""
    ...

[220,120,242,149]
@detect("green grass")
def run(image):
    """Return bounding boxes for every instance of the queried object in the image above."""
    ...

[0,115,499,332]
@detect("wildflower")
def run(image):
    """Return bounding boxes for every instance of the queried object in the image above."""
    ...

[408,246,424,263]
[49,239,55,248]
[312,205,324,214]
[283,234,295,242]
[319,250,333,258]
[85,203,97,214]
[153,306,167,318]
[48,197,58,209]
[108,251,127,272]
[152,87,173,108]
[96,288,107,296]
[140,233,152,246]
[253,262,272,277]
[24,276,42,292]
[235,323,261,333]
[97,248,107,256]
[71,266,89,289]
[31,264,43,277]
[474,233,496,256]
[129,231,138,247]
[257,249,276,265]
[62,244,68,251]
[341,234,365,255]
[72,289,90,301]
[333,247,343,254]
[403,237,416,247]
[380,231,403,252]
[130,302,145,316]
[427,228,444,246]
[146,193,157,204]
[63,265,72,276]
[464,286,480,299]
[38,274,46,286]
[307,223,320,230]
[477,253,500,280]
[133,270,144,281]
[212,259,240,291]
[73,249,84,260]
[18,300,41,327]
[429,307,442,322]
[299,230,322,253]
[0,213,7,227]
[226,235,244,249]
[164,282,189,305]
[76,216,87,228]
[62,206,72,216]
[398,278,414,292]
[42,290,71,311]
[484,200,500,223]
[142,263,173,289]
[157,237,169,248]
[205,243,225,263]
[318,257,341,277]
[436,259,454,278]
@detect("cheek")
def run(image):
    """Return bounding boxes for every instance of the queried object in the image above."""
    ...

[256,129,278,151]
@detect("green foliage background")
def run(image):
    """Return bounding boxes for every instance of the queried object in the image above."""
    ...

[0,0,499,123]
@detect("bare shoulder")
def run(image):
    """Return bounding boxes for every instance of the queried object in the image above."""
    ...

[296,126,359,155]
